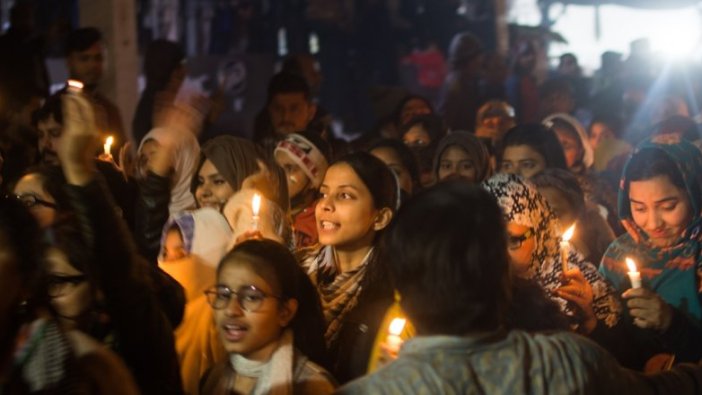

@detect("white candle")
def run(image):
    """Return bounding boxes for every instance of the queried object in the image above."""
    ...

[251,193,261,231]
[385,317,406,354]
[560,224,576,272]
[103,136,114,156]
[626,257,642,289]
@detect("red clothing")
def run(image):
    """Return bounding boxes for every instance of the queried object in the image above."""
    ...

[402,49,448,89]
[294,200,319,248]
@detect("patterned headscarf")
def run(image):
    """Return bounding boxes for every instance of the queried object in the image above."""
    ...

[483,173,621,327]
[601,136,702,321]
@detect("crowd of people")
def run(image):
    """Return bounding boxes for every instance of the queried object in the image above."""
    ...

[3,15,702,395]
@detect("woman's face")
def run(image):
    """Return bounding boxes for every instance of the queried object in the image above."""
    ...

[554,128,583,169]
[195,159,236,211]
[370,147,413,194]
[538,186,577,227]
[629,175,692,248]
[275,153,311,200]
[316,163,382,250]
[500,145,547,179]
[506,223,536,277]
[13,173,56,229]
[589,122,614,150]
[162,228,187,262]
[46,248,92,328]
[213,261,295,361]
[437,145,477,182]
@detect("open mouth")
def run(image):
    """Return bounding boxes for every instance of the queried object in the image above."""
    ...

[319,220,339,231]
[222,323,248,342]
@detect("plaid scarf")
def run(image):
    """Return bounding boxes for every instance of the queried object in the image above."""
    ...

[302,245,372,346]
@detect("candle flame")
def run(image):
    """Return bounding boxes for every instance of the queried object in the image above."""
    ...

[105,136,114,146]
[562,224,576,242]
[388,318,406,336]
[252,193,261,216]
[67,79,84,91]
[626,257,638,273]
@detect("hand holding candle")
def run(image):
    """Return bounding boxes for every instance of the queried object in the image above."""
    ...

[385,317,407,356]
[251,193,261,231]
[626,257,642,289]
[560,224,576,272]
[103,136,114,157]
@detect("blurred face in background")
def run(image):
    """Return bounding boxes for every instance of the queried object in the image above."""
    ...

[268,93,316,136]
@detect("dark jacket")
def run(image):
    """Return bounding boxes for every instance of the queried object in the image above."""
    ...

[65,178,184,394]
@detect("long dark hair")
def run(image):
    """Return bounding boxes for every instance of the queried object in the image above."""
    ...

[497,123,568,171]
[218,239,329,367]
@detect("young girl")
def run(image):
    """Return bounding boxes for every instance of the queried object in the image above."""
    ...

[274,132,330,248]
[301,152,397,383]
[600,136,702,363]
[433,131,492,183]
[201,239,335,394]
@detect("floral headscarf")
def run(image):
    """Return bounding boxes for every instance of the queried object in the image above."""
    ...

[484,173,621,327]
[600,136,702,321]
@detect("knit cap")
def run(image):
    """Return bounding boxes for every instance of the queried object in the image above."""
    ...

[274,133,329,188]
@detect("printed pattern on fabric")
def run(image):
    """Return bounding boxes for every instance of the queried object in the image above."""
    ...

[483,173,621,328]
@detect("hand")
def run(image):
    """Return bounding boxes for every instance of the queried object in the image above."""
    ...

[60,92,99,185]
[234,229,264,246]
[622,288,673,332]
[556,267,597,333]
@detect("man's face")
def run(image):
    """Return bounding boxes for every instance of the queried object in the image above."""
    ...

[67,42,105,88]
[37,115,63,166]
[268,93,316,136]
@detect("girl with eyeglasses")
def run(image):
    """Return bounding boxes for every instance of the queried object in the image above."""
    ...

[202,239,335,394]
[300,152,397,383]
[483,173,621,336]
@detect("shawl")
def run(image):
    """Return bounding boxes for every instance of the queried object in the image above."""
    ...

[301,245,373,345]
[600,136,702,321]
[230,329,295,395]
[483,173,621,328]
[138,126,200,214]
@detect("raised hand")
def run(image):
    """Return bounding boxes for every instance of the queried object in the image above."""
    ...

[60,92,99,186]
[556,266,597,334]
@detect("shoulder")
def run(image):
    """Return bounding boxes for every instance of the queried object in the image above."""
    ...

[295,359,337,394]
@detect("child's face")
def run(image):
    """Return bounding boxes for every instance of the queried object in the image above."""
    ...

[316,163,381,249]
[212,261,296,361]
[163,228,187,262]
[276,153,311,200]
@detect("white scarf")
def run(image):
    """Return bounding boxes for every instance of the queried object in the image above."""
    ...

[230,329,295,395]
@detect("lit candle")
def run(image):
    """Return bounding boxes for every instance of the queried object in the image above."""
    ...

[560,224,576,272]
[385,317,406,355]
[251,193,261,231]
[626,257,642,289]
[67,79,84,93]
[103,136,114,156]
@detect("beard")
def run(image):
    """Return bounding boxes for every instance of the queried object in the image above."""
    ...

[40,149,60,166]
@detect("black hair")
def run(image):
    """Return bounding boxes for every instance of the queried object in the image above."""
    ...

[393,94,434,127]
[16,166,71,215]
[379,181,510,334]
[368,139,421,194]
[0,195,43,287]
[589,113,622,139]
[531,168,586,216]
[218,239,329,367]
[497,123,568,171]
[332,152,398,212]
[399,113,446,144]
[651,115,700,142]
[32,94,63,127]
[266,72,311,103]
[65,27,102,56]
[626,148,686,190]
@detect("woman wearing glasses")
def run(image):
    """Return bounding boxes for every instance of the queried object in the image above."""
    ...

[12,166,67,228]
[201,239,335,394]
[483,173,621,335]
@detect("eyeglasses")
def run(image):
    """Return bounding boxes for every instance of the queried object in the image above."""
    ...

[204,285,281,312]
[47,274,87,297]
[508,228,534,250]
[11,194,57,209]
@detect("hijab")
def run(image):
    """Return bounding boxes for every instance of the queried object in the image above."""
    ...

[600,136,702,321]
[433,131,492,182]
[138,127,200,214]
[483,173,621,328]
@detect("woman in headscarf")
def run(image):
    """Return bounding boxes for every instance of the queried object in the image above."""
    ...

[483,173,621,334]
[433,131,492,183]
[137,126,200,214]
[600,136,702,363]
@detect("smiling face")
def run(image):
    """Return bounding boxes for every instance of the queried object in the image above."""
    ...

[500,145,547,179]
[629,175,692,247]
[213,260,295,361]
[195,159,236,211]
[316,163,381,250]
[437,145,477,182]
